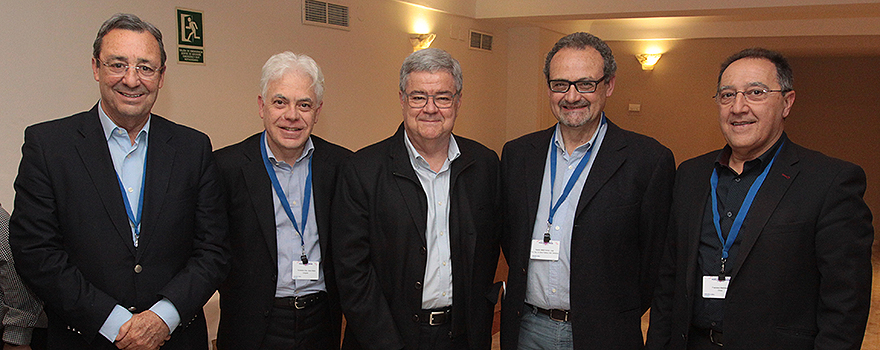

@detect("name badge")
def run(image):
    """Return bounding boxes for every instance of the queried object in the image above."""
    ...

[702,275,730,299]
[530,240,560,261]
[293,261,320,280]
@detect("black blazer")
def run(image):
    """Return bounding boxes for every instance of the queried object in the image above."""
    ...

[214,133,350,349]
[332,125,501,350]
[10,104,230,349]
[646,139,874,350]
[500,121,675,349]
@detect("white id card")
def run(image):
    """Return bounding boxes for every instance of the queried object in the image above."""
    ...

[702,276,730,299]
[293,261,320,280]
[530,240,560,261]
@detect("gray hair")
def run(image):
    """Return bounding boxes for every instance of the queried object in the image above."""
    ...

[718,48,793,92]
[260,51,325,102]
[544,32,616,81]
[399,48,462,93]
[93,13,166,67]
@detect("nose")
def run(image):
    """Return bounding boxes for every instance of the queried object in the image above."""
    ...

[562,85,582,102]
[422,97,440,113]
[730,92,750,113]
[120,66,141,87]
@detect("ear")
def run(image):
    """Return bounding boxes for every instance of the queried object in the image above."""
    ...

[604,75,616,97]
[92,58,100,82]
[258,95,266,119]
[313,101,323,124]
[781,90,796,119]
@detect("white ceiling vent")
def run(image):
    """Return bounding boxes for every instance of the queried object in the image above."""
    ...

[469,30,493,51]
[303,0,350,30]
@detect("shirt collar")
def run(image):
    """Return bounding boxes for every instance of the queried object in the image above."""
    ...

[98,100,151,141]
[402,130,461,170]
[264,135,314,166]
[716,132,788,175]
[553,113,606,156]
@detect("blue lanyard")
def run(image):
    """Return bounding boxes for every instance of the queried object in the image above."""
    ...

[260,132,313,264]
[545,118,604,242]
[710,141,783,279]
[116,149,147,247]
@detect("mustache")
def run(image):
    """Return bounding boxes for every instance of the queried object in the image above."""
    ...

[559,99,589,109]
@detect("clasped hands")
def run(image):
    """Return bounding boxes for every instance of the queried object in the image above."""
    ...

[114,310,171,350]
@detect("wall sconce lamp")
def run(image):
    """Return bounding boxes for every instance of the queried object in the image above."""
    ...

[409,33,436,52]
[636,53,662,71]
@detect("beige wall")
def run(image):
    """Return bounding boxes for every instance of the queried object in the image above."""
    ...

[0,0,509,207]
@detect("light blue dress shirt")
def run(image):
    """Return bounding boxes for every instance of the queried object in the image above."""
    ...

[265,137,326,297]
[97,102,180,342]
[403,131,460,309]
[525,117,607,311]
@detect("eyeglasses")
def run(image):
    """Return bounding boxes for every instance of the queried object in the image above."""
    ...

[714,87,790,105]
[97,58,164,80]
[404,92,459,109]
[548,76,607,93]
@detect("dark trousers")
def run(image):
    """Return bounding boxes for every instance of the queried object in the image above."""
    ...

[416,322,467,350]
[687,326,723,350]
[260,296,336,350]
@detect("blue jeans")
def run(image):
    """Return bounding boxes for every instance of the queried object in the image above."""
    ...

[517,304,573,350]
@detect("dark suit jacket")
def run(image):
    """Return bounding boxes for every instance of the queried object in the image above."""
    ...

[332,125,501,350]
[500,121,675,350]
[10,105,230,350]
[646,138,874,350]
[213,133,350,349]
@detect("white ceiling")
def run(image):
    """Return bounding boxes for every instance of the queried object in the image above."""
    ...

[399,0,880,40]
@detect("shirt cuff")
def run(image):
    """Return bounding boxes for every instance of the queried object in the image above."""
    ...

[2,325,34,346]
[99,305,133,342]
[149,298,180,334]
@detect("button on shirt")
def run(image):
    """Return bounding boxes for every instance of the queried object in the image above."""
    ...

[525,120,607,310]
[97,102,180,342]
[693,135,786,331]
[403,131,460,309]
[266,137,326,297]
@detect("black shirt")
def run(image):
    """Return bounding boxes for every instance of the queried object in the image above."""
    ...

[692,134,787,332]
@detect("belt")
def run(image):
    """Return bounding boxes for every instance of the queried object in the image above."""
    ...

[416,306,452,326]
[274,291,327,310]
[691,325,723,347]
[528,303,570,322]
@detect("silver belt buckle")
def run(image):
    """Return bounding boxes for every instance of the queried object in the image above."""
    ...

[294,296,307,309]
[709,329,723,347]
[428,310,446,325]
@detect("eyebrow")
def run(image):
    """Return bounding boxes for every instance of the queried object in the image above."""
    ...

[719,82,771,90]
[105,55,157,65]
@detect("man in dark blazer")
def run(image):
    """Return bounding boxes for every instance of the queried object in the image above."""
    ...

[9,14,229,350]
[332,48,501,350]
[214,52,350,350]
[646,48,873,349]
[500,32,675,350]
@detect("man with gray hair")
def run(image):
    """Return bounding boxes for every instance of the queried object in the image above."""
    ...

[500,32,675,349]
[10,13,229,350]
[214,51,350,349]
[332,48,501,350]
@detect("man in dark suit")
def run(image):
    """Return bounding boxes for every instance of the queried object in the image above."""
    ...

[9,14,229,350]
[332,48,501,350]
[499,32,675,350]
[646,48,873,349]
[214,52,350,350]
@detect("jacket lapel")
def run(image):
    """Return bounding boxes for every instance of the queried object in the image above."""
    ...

[75,105,136,256]
[524,128,553,232]
[574,121,626,218]
[390,127,428,245]
[309,137,332,261]
[243,135,280,263]
[684,158,715,296]
[137,116,175,258]
[729,142,799,280]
